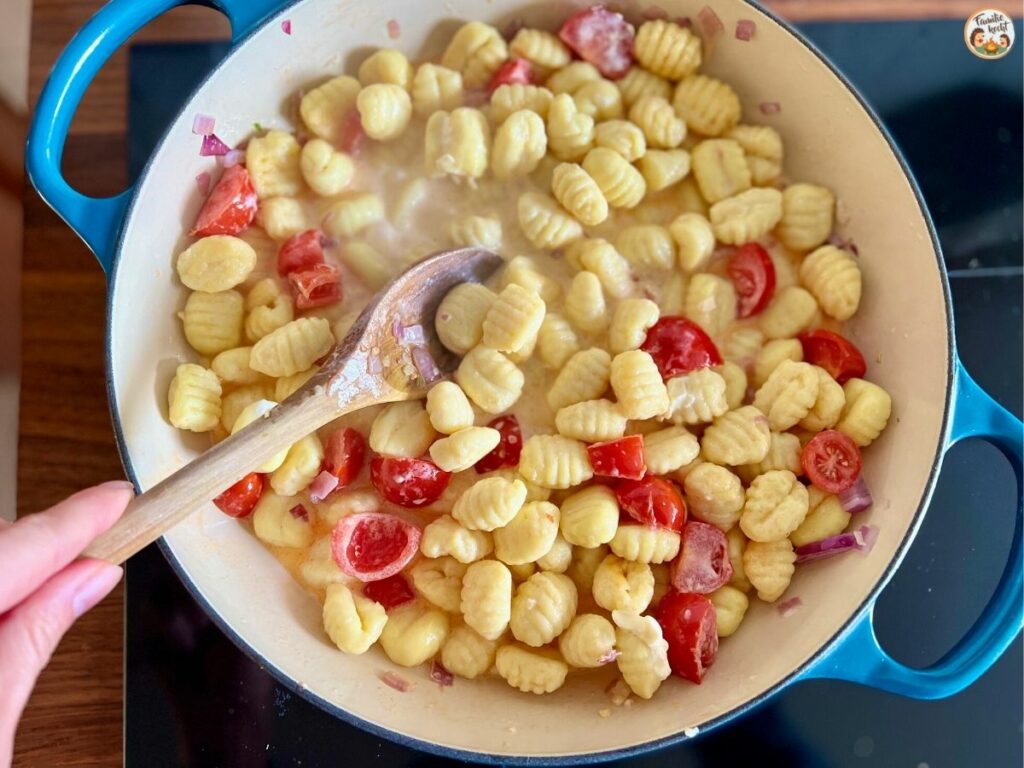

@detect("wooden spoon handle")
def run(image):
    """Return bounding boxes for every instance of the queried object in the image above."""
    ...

[83,390,344,565]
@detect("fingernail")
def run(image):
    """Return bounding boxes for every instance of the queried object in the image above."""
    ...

[98,479,136,495]
[72,563,124,618]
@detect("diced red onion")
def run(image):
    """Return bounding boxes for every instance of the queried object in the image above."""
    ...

[221,149,245,168]
[676,16,693,28]
[192,113,215,136]
[643,6,669,20]
[827,233,860,256]
[759,101,782,115]
[698,6,724,41]
[308,470,339,502]
[289,504,309,522]
[378,670,411,692]
[400,324,426,345]
[412,346,442,383]
[795,525,879,563]
[839,477,874,514]
[430,661,454,687]
[195,172,211,196]
[735,19,756,41]
[463,88,489,108]
[391,317,403,340]
[776,596,803,616]
[200,133,232,156]
[598,649,621,664]
[281,19,292,35]
[387,19,401,39]
[367,355,383,375]
[857,524,879,553]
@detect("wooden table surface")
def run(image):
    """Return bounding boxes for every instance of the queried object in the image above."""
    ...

[16,0,985,765]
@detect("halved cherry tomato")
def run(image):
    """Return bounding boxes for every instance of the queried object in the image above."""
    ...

[339,108,367,154]
[331,512,421,582]
[371,456,452,507]
[802,429,862,493]
[288,263,342,310]
[324,427,366,488]
[640,316,723,379]
[190,165,258,237]
[558,6,635,79]
[213,472,264,518]
[656,591,718,684]
[474,415,522,473]
[488,58,533,93]
[587,435,646,480]
[727,242,776,318]
[671,521,732,594]
[798,329,867,384]
[363,573,415,610]
[277,229,325,276]
[615,476,687,532]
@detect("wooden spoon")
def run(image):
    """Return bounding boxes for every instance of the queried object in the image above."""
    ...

[84,247,502,564]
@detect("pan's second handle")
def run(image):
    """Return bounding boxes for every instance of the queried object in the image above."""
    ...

[802,360,1022,698]
[83,392,340,564]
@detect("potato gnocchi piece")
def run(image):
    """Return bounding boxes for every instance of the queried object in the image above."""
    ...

[482,284,546,353]
[737,431,804,482]
[740,470,810,542]
[836,378,893,446]
[461,560,513,639]
[664,368,730,425]
[425,381,475,434]
[369,400,437,458]
[219,384,273,433]
[546,93,596,161]
[379,601,450,667]
[167,363,221,432]
[299,75,361,142]
[430,427,502,472]
[612,610,671,699]
[629,95,686,149]
[436,283,496,355]
[537,313,581,369]
[634,19,702,79]
[776,183,835,252]
[421,514,494,563]
[510,28,571,74]
[710,585,750,637]
[319,489,379,527]
[790,489,851,547]
[450,214,502,252]
[518,434,594,490]
[742,538,796,602]
[723,326,765,367]
[270,433,323,495]
[559,485,620,548]
[322,583,387,654]
[800,365,847,431]
[494,501,561,565]
[638,149,691,193]
[298,537,346,590]
[517,191,583,249]
[452,475,528,532]
[583,147,646,209]
[701,405,771,466]
[425,108,490,180]
[548,347,612,410]
[759,286,819,339]
[256,197,307,241]
[537,534,573,573]
[245,290,293,343]
[609,525,681,564]
[572,239,633,299]
[593,554,654,613]
[510,572,578,647]
[710,187,784,245]
[252,491,313,549]
[753,359,820,431]
[726,525,752,592]
[492,110,548,180]
[610,350,670,420]
[615,225,676,270]
[715,361,748,410]
[685,273,737,337]
[573,79,624,121]
[501,256,561,303]
[496,644,569,694]
[668,212,715,272]
[409,556,467,613]
[546,61,602,94]
[565,271,608,333]
[176,236,257,293]
[642,426,700,475]
[322,193,385,238]
[553,397,626,443]
[684,463,745,531]
[411,63,463,116]
[182,290,244,357]
[300,139,355,197]
[673,74,741,136]
[559,614,616,668]
[442,625,498,679]
[609,299,660,354]
[246,130,303,197]
[357,83,412,141]
[799,244,862,321]
[441,21,508,89]
[595,119,647,162]
[616,66,672,108]
[455,346,525,414]
[753,338,804,387]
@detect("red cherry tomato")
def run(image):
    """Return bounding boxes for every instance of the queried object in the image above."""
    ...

[331,512,421,582]
[190,165,258,237]
[487,58,533,93]
[615,476,687,532]
[288,263,342,310]
[727,242,776,318]
[213,472,264,518]
[558,6,635,79]
[474,415,523,473]
[324,427,366,488]
[277,229,325,276]
[798,329,867,384]
[801,429,862,493]
[656,591,718,684]
[371,456,452,507]
[339,108,367,154]
[363,572,415,610]
[670,521,732,594]
[587,435,647,480]
[640,316,723,379]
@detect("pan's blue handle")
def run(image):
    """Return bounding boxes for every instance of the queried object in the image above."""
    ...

[25,0,286,273]
[802,358,1023,698]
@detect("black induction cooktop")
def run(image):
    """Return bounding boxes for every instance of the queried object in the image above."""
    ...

[125,18,1023,767]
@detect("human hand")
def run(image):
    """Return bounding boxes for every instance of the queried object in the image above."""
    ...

[0,481,133,767]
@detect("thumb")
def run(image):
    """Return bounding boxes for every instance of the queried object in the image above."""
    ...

[0,559,122,758]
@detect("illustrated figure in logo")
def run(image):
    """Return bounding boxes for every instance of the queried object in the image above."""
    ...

[969,27,990,55]
[996,33,1011,54]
